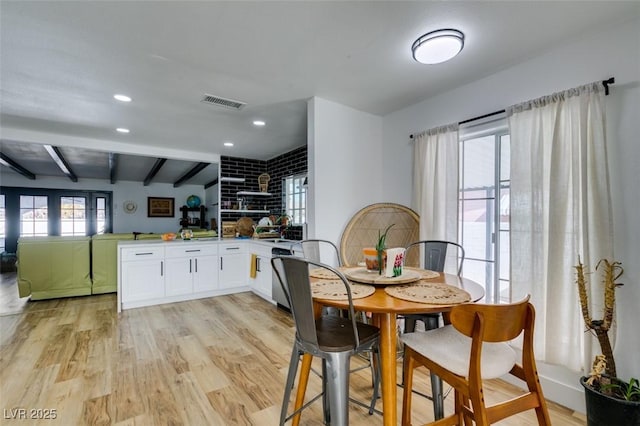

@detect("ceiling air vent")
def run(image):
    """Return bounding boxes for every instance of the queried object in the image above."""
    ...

[201,94,246,110]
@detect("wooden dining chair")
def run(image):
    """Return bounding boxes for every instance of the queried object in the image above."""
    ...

[401,296,551,426]
[272,256,381,425]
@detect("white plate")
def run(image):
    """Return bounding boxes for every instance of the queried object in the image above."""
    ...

[258,217,273,226]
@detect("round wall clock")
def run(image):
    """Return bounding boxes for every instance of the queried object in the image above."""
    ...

[123,200,138,214]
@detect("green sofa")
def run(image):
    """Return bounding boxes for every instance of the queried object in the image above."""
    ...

[17,236,92,300]
[91,233,136,294]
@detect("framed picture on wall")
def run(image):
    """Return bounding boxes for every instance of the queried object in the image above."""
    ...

[147,197,175,217]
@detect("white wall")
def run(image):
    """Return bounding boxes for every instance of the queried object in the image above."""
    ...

[1,173,207,233]
[307,97,383,245]
[381,17,640,412]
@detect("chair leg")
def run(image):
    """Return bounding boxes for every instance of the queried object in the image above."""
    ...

[280,346,300,425]
[322,360,330,424]
[368,346,381,415]
[431,371,445,420]
[402,346,416,425]
[325,351,351,426]
[404,316,417,333]
[292,354,313,426]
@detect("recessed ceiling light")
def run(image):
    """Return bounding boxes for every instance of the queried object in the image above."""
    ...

[223,142,234,147]
[412,29,464,64]
[113,94,132,102]
[116,128,130,133]
[253,120,266,126]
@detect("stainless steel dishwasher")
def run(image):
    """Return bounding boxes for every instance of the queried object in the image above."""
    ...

[271,246,293,311]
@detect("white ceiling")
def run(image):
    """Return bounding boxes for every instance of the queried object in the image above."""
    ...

[1,1,638,183]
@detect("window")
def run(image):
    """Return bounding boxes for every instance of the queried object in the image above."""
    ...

[20,195,49,237]
[459,120,510,303]
[60,196,87,236]
[284,174,306,224]
[96,197,106,234]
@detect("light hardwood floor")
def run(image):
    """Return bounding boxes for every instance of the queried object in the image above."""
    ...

[0,272,586,425]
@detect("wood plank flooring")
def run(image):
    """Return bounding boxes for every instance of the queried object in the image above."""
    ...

[0,272,586,425]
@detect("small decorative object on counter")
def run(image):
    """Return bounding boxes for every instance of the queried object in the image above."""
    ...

[385,247,405,278]
[161,232,177,241]
[236,217,255,238]
[180,229,193,240]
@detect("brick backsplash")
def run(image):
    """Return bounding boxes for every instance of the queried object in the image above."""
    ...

[220,146,307,239]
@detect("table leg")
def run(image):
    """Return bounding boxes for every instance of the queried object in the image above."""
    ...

[292,353,313,426]
[376,312,397,426]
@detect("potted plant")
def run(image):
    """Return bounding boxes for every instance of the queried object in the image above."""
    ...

[575,258,640,426]
[363,224,394,274]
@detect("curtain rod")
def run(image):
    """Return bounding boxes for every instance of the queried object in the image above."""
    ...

[409,77,615,139]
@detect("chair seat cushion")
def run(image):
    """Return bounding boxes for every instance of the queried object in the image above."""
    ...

[316,315,380,352]
[401,325,516,379]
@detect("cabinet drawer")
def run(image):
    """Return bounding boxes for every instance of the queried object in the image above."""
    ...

[165,244,218,258]
[121,247,164,261]
[219,244,245,254]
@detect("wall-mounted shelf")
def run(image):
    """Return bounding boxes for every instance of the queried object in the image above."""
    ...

[220,177,245,183]
[220,209,270,214]
[237,191,272,196]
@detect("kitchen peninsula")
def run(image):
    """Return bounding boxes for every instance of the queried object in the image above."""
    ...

[116,238,298,312]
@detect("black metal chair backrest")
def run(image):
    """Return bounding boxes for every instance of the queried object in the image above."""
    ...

[291,239,342,267]
[405,240,465,276]
[271,256,360,350]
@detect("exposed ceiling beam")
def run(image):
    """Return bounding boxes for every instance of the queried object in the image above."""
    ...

[143,158,167,186]
[109,153,118,184]
[0,152,36,180]
[174,162,209,188]
[43,145,78,182]
[204,178,219,189]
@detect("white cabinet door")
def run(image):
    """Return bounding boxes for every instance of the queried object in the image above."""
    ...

[252,254,272,299]
[219,243,247,289]
[193,254,218,292]
[121,258,164,302]
[164,257,194,296]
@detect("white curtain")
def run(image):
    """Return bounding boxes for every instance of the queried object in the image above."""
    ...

[412,124,459,243]
[507,82,613,373]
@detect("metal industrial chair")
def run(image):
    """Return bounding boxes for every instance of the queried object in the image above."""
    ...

[272,256,381,425]
[290,239,342,267]
[401,296,551,426]
[291,238,380,411]
[402,240,465,419]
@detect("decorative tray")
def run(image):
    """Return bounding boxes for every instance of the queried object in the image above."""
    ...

[343,267,421,285]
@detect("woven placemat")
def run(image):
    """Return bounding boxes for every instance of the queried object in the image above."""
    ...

[309,267,349,280]
[311,280,375,300]
[385,281,471,304]
[404,267,440,280]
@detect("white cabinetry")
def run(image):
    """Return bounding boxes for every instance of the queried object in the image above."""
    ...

[119,244,165,310]
[218,242,248,290]
[165,244,218,296]
[249,244,274,301]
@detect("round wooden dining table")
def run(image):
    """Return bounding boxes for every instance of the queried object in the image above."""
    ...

[292,267,485,426]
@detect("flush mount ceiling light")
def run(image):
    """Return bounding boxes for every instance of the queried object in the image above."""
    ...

[223,142,234,147]
[412,28,464,64]
[113,94,132,102]
[116,128,130,133]
[252,120,266,126]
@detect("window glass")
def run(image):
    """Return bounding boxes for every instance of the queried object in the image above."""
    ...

[284,174,306,225]
[459,124,510,303]
[61,196,87,236]
[96,197,106,234]
[20,195,48,236]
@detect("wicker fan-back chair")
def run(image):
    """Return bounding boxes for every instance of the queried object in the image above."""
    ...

[340,203,420,267]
